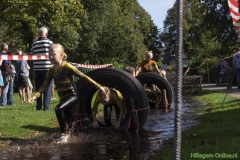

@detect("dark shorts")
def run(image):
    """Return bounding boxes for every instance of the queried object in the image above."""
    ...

[17,75,29,88]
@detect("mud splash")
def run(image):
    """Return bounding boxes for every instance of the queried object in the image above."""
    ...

[0,96,204,160]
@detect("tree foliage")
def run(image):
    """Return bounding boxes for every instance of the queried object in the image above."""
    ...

[0,0,85,51]
[160,0,238,73]
[0,0,159,67]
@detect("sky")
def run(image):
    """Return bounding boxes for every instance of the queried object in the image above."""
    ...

[138,0,176,29]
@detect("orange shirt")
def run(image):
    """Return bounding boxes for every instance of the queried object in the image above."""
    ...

[139,60,157,73]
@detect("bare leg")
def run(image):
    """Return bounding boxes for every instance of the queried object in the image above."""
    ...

[18,87,24,103]
[29,86,33,98]
[25,87,31,103]
[51,84,55,100]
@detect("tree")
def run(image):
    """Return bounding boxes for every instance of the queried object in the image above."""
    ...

[71,0,159,66]
[160,0,238,74]
[0,0,85,51]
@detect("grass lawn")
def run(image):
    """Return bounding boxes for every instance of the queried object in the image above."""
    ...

[0,92,58,148]
[153,90,240,159]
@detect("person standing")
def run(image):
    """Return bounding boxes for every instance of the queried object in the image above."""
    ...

[226,63,236,89]
[14,50,31,103]
[0,43,13,107]
[30,27,53,110]
[233,47,240,89]
[7,51,17,106]
[0,59,4,108]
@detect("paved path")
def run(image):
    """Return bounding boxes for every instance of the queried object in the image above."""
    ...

[201,83,240,98]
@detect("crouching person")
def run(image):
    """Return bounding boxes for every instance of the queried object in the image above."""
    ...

[30,43,106,143]
[92,87,125,130]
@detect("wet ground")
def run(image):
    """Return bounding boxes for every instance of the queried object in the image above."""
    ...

[0,96,204,160]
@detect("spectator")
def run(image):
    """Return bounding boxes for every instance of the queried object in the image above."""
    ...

[7,51,17,106]
[0,43,13,107]
[22,65,33,103]
[14,50,31,103]
[0,59,3,108]
[226,62,236,89]
[135,51,163,76]
[30,26,53,110]
[233,47,240,89]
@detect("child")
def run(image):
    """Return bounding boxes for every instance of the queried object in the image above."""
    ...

[92,86,125,130]
[30,43,106,143]
[125,66,136,77]
[226,62,236,89]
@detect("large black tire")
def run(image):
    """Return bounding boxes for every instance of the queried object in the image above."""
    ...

[76,68,149,132]
[136,72,173,108]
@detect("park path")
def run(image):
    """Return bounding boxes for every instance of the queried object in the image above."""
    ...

[201,83,240,98]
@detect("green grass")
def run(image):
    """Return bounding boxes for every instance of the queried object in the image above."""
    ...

[153,90,240,160]
[0,92,58,148]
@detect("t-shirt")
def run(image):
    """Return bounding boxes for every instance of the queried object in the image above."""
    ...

[14,60,28,76]
[30,37,53,71]
[139,60,157,72]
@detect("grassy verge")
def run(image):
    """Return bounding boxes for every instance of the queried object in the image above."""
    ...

[0,93,58,148]
[152,90,240,159]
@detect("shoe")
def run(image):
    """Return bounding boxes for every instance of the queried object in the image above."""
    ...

[51,98,56,100]
[57,133,69,143]
[43,108,51,111]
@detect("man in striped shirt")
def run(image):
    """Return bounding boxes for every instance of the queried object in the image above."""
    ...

[30,27,53,110]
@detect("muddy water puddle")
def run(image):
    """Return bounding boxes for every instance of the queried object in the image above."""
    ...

[0,96,204,160]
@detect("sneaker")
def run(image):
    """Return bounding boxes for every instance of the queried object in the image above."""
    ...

[51,98,56,100]
[57,133,69,143]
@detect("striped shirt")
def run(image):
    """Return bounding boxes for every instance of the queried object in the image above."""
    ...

[30,37,53,71]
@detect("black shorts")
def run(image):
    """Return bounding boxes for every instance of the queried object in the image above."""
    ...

[17,75,29,88]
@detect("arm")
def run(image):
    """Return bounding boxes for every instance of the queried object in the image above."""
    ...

[111,90,125,123]
[26,63,30,70]
[66,63,101,89]
[92,97,100,122]
[135,67,141,76]
[4,62,13,81]
[153,63,163,76]
[91,97,100,128]
[66,63,106,95]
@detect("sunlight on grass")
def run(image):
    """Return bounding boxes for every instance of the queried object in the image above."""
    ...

[0,93,58,146]
[156,90,240,160]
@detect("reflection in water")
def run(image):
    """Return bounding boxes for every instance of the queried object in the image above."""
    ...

[0,96,203,160]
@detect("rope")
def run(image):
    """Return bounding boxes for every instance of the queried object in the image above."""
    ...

[124,107,150,133]
[174,0,184,159]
